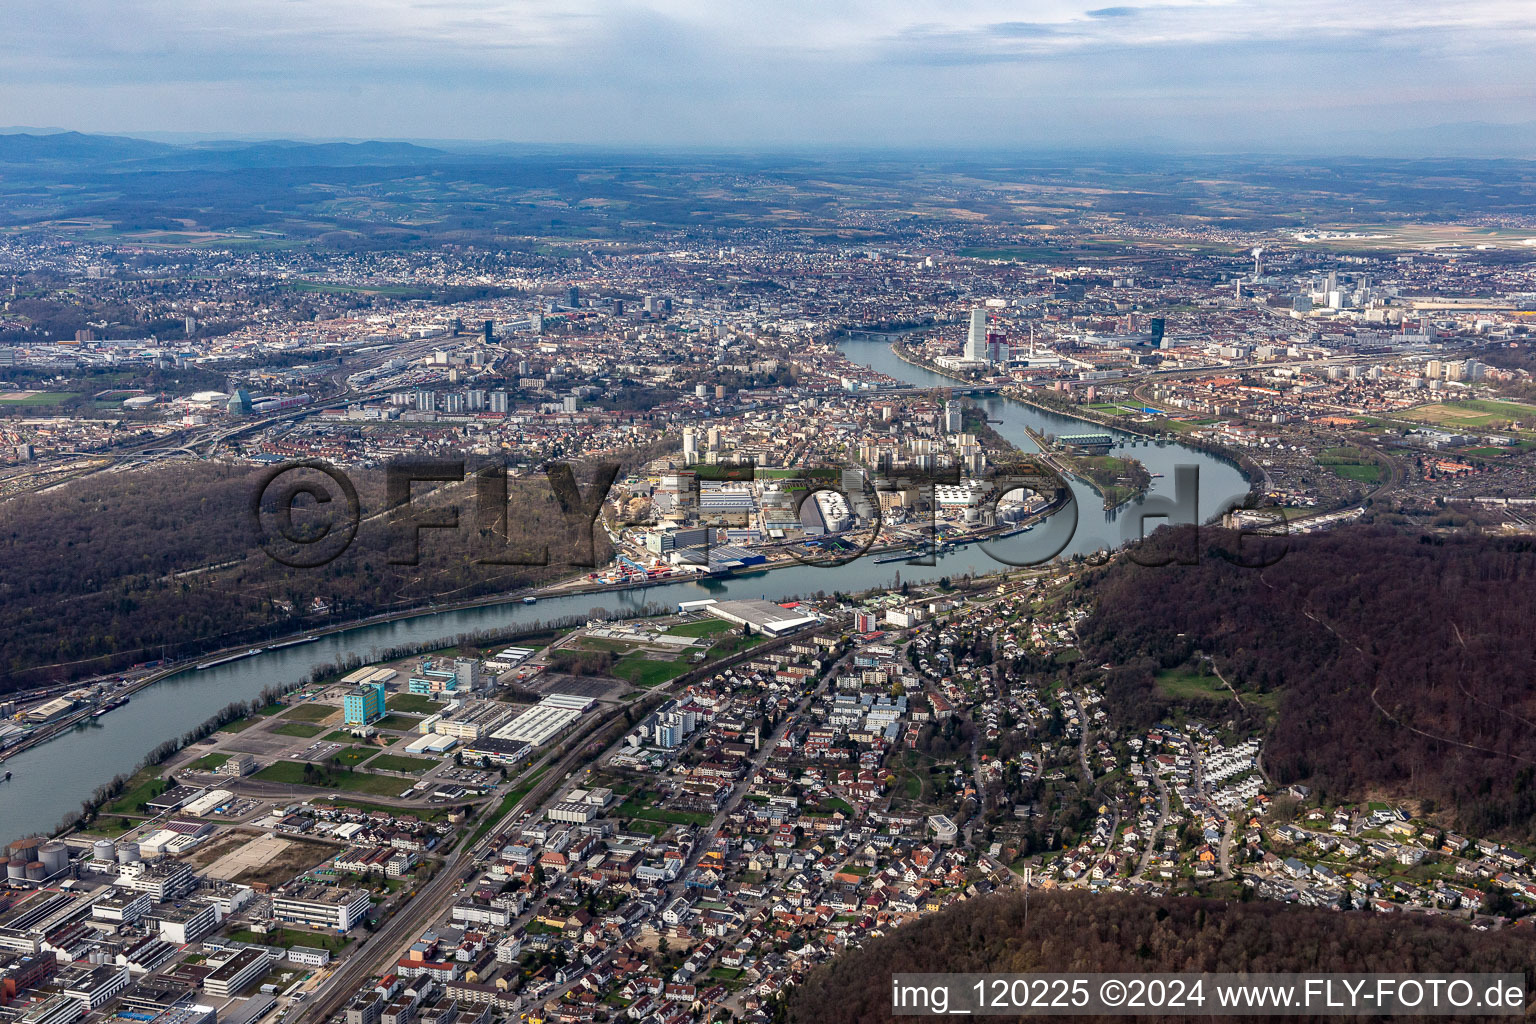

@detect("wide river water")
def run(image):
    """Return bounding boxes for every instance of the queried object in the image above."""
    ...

[0,339,1248,841]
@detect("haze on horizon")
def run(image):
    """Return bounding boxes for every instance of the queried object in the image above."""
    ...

[6,0,1536,154]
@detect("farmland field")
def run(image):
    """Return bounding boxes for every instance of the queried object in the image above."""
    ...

[1399,399,1536,432]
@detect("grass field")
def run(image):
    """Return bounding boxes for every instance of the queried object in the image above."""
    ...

[663,618,734,637]
[252,760,416,797]
[375,714,422,732]
[1400,399,1536,432]
[0,391,79,405]
[367,754,439,774]
[1153,667,1228,702]
[1155,666,1280,714]
[186,752,230,771]
[387,693,441,714]
[618,797,714,828]
[227,927,351,953]
[279,702,338,723]
[324,746,381,767]
[1317,446,1384,485]
[218,715,265,733]
[270,721,326,739]
[1087,401,1147,417]
[573,637,637,653]
[101,768,165,816]
[612,652,691,687]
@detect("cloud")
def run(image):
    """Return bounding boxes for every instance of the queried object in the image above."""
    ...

[0,0,1533,148]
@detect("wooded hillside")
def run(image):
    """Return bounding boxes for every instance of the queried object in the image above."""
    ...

[788,890,1536,1024]
[0,460,616,690]
[1075,526,1536,838]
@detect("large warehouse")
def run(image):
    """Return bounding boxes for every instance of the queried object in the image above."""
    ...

[698,599,820,637]
[489,693,595,746]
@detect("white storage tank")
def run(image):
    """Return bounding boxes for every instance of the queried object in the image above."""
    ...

[92,840,116,862]
[5,858,27,881]
[38,842,68,875]
[116,843,141,865]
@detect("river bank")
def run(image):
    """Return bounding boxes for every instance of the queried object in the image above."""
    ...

[886,337,1262,503]
[0,338,1251,842]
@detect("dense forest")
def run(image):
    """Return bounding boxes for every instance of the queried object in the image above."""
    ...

[0,459,620,690]
[787,890,1536,1024]
[1073,526,1536,839]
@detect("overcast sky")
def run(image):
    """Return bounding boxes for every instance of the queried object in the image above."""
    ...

[5,0,1535,151]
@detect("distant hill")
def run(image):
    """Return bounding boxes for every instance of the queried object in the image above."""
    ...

[0,131,446,171]
[0,130,176,165]
[1075,526,1536,839]
[5,131,1536,243]
[168,139,448,169]
[788,890,1536,1024]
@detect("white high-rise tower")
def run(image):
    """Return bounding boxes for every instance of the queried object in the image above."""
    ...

[965,308,988,362]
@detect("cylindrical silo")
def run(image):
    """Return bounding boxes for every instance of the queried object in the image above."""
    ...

[92,840,116,862]
[24,861,45,881]
[39,843,68,875]
[116,843,141,865]
[6,858,27,881]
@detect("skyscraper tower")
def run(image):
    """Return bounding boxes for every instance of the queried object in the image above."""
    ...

[965,308,988,362]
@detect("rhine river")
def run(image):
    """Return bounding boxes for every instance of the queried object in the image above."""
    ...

[0,339,1248,841]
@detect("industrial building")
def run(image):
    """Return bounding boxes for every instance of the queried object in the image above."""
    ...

[271,885,371,932]
[343,681,386,726]
[695,599,819,637]
[488,693,594,747]
[202,948,273,998]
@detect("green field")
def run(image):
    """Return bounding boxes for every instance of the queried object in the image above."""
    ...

[252,760,416,796]
[618,793,714,827]
[1153,667,1229,702]
[367,754,439,774]
[663,618,734,638]
[573,637,637,653]
[1317,447,1384,485]
[375,714,423,732]
[1087,402,1146,417]
[218,715,265,733]
[270,721,326,738]
[101,768,165,816]
[387,693,441,713]
[279,702,339,722]
[1401,399,1536,432]
[612,653,691,687]
[186,752,230,771]
[324,746,381,767]
[0,391,79,405]
[226,927,351,953]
